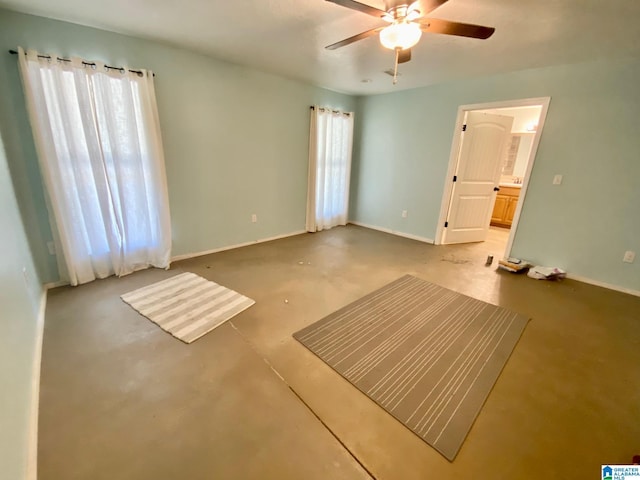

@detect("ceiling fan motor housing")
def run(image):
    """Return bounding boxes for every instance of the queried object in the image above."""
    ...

[383,3,420,22]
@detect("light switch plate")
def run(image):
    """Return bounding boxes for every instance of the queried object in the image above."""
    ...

[553,174,563,185]
[623,251,635,263]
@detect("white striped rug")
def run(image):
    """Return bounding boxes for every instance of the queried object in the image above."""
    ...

[121,272,255,344]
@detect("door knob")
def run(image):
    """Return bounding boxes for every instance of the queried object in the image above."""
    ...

[493,187,500,191]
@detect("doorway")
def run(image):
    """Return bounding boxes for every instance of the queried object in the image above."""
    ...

[435,97,551,260]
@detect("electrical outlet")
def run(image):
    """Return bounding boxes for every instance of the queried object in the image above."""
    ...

[22,266,29,286]
[553,174,563,185]
[47,241,56,255]
[623,251,635,263]
[251,214,257,223]
[401,210,408,218]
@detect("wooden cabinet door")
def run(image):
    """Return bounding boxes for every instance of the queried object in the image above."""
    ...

[491,195,509,223]
[505,197,518,224]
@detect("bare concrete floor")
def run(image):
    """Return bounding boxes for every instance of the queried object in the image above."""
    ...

[40,225,640,479]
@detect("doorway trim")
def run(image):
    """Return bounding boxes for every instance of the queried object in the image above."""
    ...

[434,96,551,257]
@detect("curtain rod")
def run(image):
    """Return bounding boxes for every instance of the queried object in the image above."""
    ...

[310,105,352,116]
[8,49,154,77]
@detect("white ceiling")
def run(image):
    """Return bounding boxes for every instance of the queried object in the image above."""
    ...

[2,0,640,95]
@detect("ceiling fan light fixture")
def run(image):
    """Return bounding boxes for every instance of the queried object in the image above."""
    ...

[379,21,422,50]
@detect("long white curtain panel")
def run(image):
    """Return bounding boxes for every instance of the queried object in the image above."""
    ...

[306,106,354,232]
[18,47,172,285]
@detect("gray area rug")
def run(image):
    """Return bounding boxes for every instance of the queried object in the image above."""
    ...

[293,274,529,460]
[121,272,255,344]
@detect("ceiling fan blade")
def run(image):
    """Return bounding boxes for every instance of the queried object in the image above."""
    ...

[398,48,412,63]
[325,0,387,18]
[418,18,495,39]
[325,26,385,50]
[418,0,450,15]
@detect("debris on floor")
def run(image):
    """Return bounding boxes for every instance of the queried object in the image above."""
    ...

[440,254,472,265]
[527,265,567,280]
[498,257,530,273]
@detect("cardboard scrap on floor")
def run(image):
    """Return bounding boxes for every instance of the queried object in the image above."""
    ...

[498,257,567,280]
[498,258,530,273]
[527,266,567,280]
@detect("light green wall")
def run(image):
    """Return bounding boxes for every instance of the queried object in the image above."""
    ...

[0,132,42,479]
[351,57,640,292]
[0,9,356,283]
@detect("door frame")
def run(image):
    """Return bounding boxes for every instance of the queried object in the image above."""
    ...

[434,97,551,258]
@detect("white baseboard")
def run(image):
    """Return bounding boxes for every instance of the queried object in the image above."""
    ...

[171,230,307,262]
[27,289,47,480]
[43,280,69,290]
[566,273,640,297]
[348,221,434,245]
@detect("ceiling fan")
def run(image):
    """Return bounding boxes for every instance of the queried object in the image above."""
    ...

[325,0,495,83]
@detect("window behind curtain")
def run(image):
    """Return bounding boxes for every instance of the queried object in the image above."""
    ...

[18,47,172,285]
[306,107,354,232]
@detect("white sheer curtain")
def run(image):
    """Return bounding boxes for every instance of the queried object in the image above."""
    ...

[306,106,354,232]
[18,47,172,286]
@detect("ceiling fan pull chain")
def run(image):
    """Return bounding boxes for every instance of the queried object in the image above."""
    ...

[393,48,399,85]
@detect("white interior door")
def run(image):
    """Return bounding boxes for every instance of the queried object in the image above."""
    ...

[442,111,513,244]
